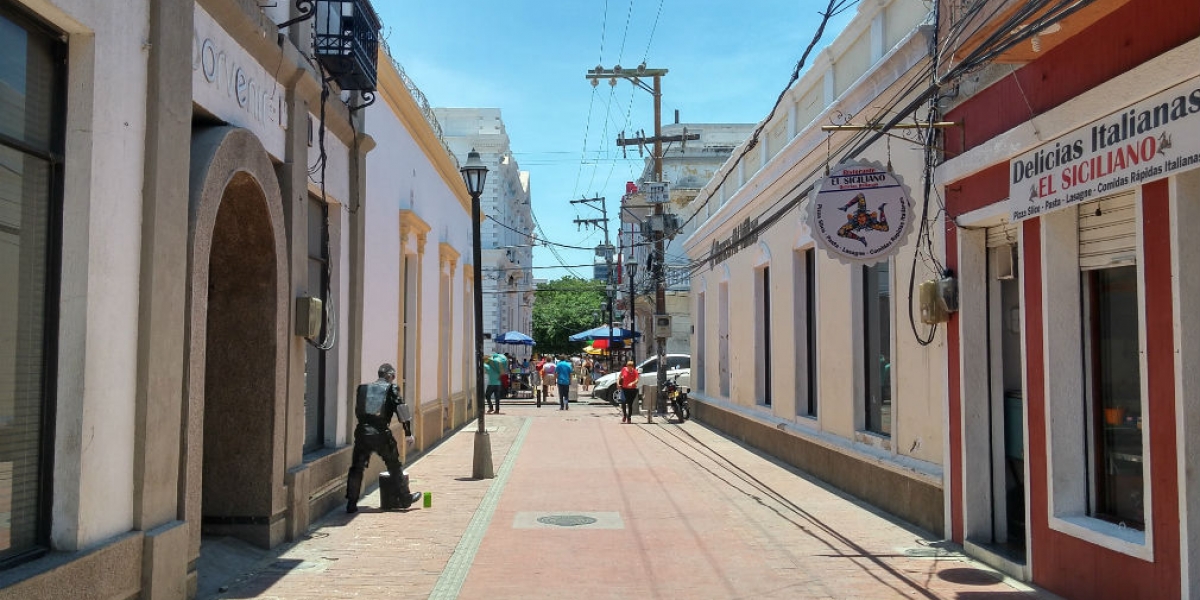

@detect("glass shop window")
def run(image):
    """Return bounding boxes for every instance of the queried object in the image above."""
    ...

[863,261,891,436]
[1083,265,1143,529]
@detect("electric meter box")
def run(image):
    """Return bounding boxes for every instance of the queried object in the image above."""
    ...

[654,314,673,338]
[296,296,324,339]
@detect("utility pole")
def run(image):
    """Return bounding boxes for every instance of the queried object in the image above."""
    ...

[586,63,671,420]
[616,129,699,157]
[572,196,616,370]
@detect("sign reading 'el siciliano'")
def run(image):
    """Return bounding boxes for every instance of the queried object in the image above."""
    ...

[807,160,914,265]
[1008,76,1200,222]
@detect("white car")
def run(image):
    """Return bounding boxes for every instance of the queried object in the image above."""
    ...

[591,354,690,403]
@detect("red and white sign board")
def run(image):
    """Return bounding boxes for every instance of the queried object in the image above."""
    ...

[1008,76,1200,222]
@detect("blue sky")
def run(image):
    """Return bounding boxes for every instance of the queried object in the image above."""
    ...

[375,1,854,280]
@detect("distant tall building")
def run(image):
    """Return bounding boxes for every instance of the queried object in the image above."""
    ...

[620,121,754,358]
[434,108,534,353]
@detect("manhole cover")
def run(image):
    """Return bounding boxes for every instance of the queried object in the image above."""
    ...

[537,515,598,527]
[936,567,1004,585]
[903,547,959,559]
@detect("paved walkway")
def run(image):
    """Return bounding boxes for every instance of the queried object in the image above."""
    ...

[202,398,1056,600]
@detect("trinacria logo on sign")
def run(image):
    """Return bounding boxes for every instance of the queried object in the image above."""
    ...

[808,160,914,265]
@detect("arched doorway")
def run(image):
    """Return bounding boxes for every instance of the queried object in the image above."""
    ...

[184,127,289,556]
[201,171,277,537]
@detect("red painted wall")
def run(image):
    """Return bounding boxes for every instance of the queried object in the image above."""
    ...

[1142,180,1181,595]
[947,172,1185,598]
[1020,181,1180,600]
[944,163,1008,219]
[940,0,1192,595]
[944,0,1200,160]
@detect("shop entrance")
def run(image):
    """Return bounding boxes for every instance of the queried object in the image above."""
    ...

[986,233,1026,559]
[184,127,289,566]
[199,172,280,547]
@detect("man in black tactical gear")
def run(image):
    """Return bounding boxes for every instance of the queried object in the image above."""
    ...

[345,363,422,513]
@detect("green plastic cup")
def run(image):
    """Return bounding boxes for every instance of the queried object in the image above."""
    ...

[423,491,431,508]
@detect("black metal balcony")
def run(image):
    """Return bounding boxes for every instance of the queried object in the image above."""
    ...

[313,0,381,92]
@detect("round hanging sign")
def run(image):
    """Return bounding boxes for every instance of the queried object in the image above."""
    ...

[806,160,914,265]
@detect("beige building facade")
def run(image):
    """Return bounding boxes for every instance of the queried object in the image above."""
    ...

[683,0,946,534]
[0,0,474,598]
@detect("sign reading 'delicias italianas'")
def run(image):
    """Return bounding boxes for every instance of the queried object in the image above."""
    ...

[807,160,914,265]
[1009,76,1200,222]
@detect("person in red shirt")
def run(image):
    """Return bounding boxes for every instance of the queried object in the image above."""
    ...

[618,360,640,423]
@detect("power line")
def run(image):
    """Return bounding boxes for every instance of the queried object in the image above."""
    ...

[486,214,657,253]
[671,0,859,237]
[484,263,605,272]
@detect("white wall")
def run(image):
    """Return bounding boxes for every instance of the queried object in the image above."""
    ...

[683,0,944,471]
[363,80,472,407]
[433,109,533,349]
[26,0,151,551]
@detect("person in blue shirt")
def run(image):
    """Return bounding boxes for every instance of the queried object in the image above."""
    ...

[555,357,573,410]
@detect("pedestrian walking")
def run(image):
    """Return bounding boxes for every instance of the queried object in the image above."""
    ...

[484,352,507,413]
[533,354,545,405]
[540,355,557,406]
[581,356,594,391]
[344,364,422,513]
[618,360,639,423]
[556,356,573,410]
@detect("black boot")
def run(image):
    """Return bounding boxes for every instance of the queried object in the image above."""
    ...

[397,473,422,509]
[346,498,358,514]
[400,491,422,508]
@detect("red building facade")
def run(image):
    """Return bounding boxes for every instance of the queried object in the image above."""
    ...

[938,0,1200,597]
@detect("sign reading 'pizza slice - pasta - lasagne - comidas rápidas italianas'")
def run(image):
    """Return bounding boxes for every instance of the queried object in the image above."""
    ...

[1009,75,1200,222]
[808,160,914,265]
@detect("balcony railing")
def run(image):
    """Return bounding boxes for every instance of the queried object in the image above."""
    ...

[314,0,381,91]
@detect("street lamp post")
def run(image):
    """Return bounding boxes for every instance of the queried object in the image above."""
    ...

[605,282,617,370]
[461,149,494,479]
[626,262,638,363]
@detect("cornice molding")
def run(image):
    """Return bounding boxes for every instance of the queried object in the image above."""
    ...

[399,210,431,253]
[439,242,461,276]
[376,53,472,216]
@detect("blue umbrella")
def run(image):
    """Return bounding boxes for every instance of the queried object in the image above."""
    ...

[495,330,536,346]
[567,325,642,342]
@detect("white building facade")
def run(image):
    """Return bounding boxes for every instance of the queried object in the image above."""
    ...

[682,0,945,533]
[0,1,476,597]
[433,108,534,356]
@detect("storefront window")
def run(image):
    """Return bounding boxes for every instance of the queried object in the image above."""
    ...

[863,261,891,436]
[0,2,65,567]
[1084,266,1143,529]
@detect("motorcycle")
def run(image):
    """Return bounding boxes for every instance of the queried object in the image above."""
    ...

[662,373,690,422]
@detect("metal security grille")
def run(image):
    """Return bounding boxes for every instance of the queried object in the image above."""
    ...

[1078,192,1137,271]
[985,221,1019,249]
